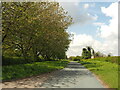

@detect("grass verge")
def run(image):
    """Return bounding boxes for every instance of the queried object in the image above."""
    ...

[2,60,69,81]
[79,57,118,88]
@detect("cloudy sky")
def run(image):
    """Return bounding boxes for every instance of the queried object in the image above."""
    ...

[58,2,118,57]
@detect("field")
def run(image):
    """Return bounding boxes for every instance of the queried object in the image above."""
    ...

[79,56,119,88]
[2,60,69,81]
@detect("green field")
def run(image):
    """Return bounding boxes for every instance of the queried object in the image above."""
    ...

[2,60,69,81]
[79,57,118,88]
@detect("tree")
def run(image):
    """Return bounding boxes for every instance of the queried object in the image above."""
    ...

[82,46,95,59]
[69,56,75,60]
[82,48,89,59]
[108,53,112,57]
[2,2,73,61]
[86,46,92,58]
[2,2,41,60]
[74,56,81,61]
[94,51,105,57]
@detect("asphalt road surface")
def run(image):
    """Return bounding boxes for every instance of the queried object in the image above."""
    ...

[38,61,104,88]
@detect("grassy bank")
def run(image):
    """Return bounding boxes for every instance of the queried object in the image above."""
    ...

[79,57,118,88]
[2,60,69,81]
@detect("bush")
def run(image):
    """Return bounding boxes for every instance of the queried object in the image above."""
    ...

[94,56,118,64]
[73,56,81,61]
[2,56,35,66]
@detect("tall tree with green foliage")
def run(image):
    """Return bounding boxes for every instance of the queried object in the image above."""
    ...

[82,48,89,59]
[2,2,73,61]
[82,46,93,59]
[86,46,92,58]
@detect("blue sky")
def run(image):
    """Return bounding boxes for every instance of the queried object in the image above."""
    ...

[59,2,118,57]
[67,2,112,40]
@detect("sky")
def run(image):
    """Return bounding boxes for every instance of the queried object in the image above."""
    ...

[58,2,118,57]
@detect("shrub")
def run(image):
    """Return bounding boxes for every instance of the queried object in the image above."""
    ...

[2,56,35,66]
[73,56,81,61]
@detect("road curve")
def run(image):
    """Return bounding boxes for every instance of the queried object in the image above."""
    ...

[38,61,104,88]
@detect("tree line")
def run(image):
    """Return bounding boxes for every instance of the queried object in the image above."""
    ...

[69,46,110,61]
[82,46,110,59]
[2,2,73,61]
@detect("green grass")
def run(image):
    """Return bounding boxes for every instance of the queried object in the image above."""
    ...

[79,57,118,88]
[2,60,69,81]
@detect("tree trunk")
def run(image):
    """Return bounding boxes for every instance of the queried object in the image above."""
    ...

[21,47,28,61]
[32,46,40,61]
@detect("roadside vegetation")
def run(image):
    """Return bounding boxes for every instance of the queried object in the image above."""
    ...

[69,46,119,88]
[2,2,72,81]
[79,56,118,88]
[2,60,69,81]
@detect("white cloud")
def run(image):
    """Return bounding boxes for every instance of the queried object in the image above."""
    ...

[99,2,118,40]
[101,3,118,18]
[67,2,118,57]
[67,33,118,57]
[74,2,79,6]
[84,4,89,9]
[93,22,105,26]
[97,2,118,56]
[59,2,97,25]
[83,3,95,9]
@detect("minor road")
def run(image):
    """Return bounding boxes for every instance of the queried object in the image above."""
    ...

[39,61,104,88]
